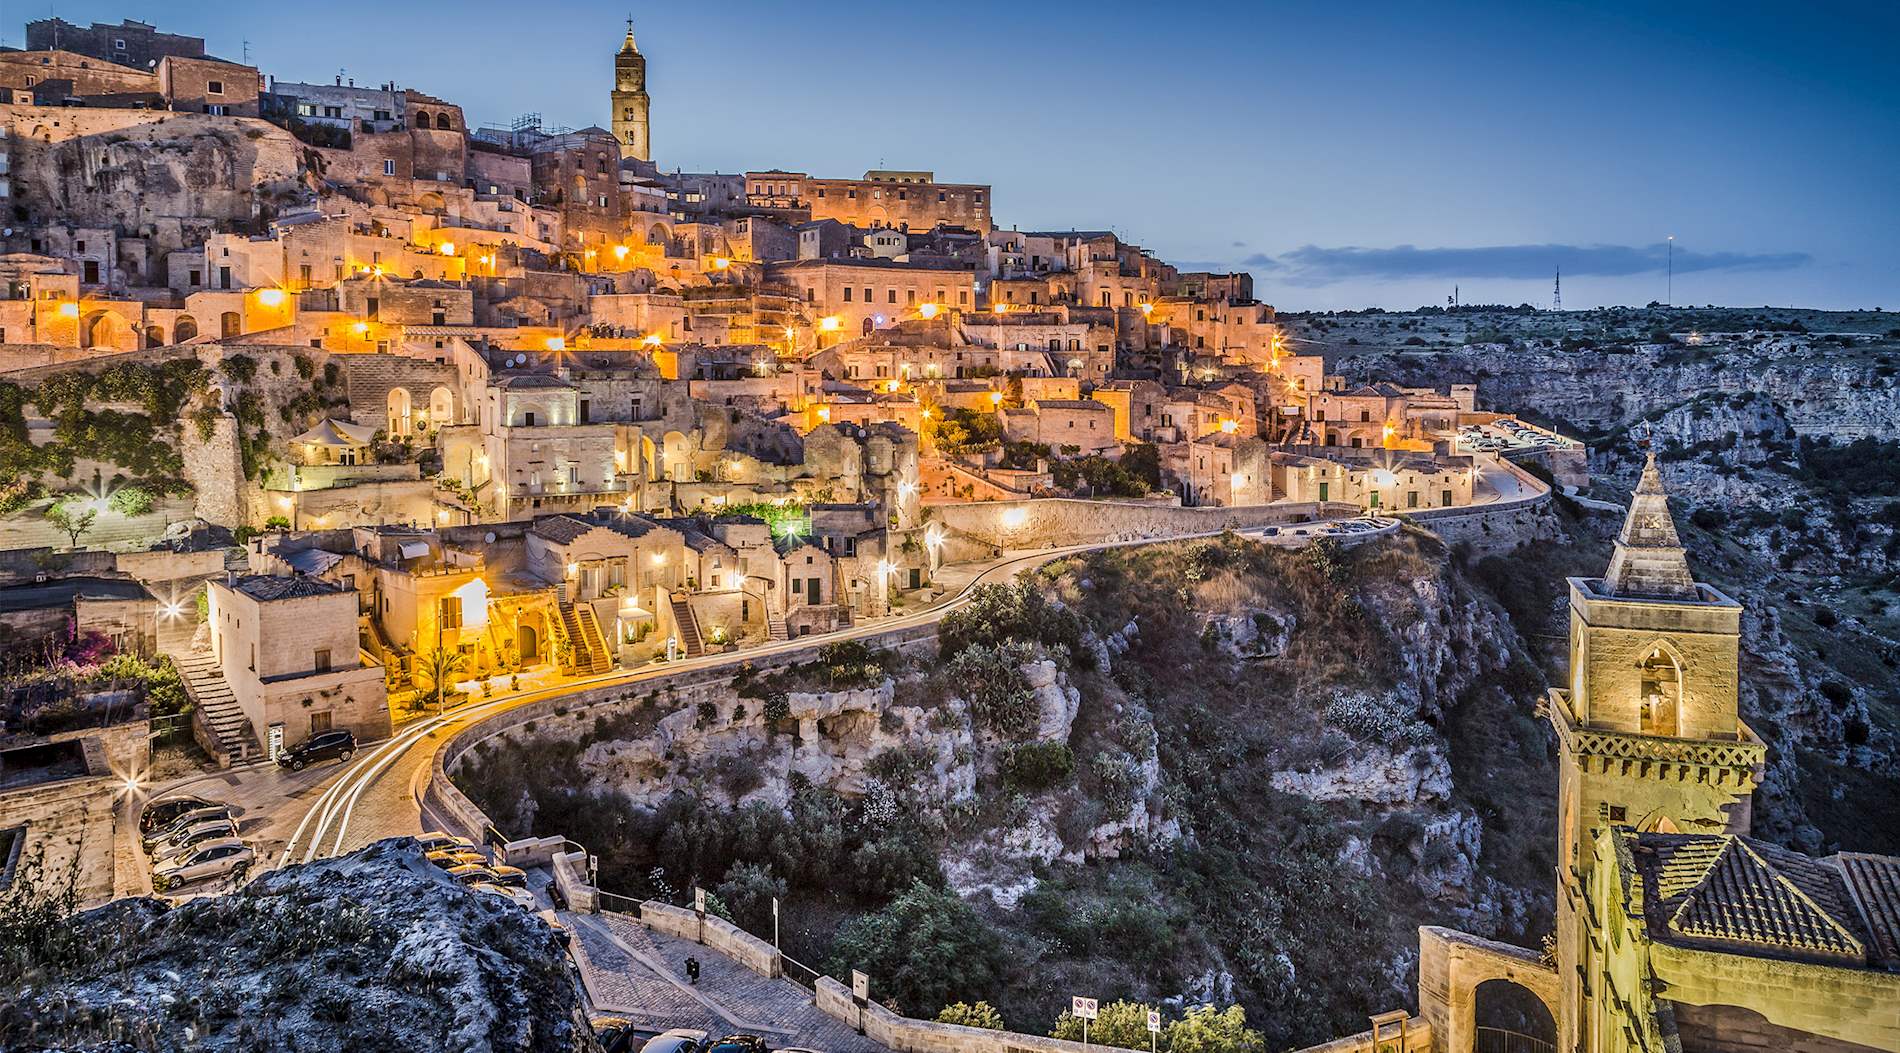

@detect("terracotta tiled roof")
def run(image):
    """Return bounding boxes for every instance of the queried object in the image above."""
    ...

[1834,853,1900,969]
[232,575,344,602]
[1640,833,1865,963]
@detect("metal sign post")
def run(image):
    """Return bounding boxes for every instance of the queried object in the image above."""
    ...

[1073,997,1098,1051]
[772,896,780,949]
[1148,1008,1161,1053]
[693,886,706,943]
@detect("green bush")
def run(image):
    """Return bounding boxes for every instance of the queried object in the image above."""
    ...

[713,861,786,936]
[937,1001,1005,1029]
[944,642,1040,737]
[938,581,1087,667]
[108,486,155,516]
[825,880,1007,1017]
[999,741,1074,789]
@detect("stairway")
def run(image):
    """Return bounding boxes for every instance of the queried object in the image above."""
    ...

[169,649,261,765]
[669,596,705,657]
[766,612,789,642]
[570,603,613,675]
[556,602,611,675]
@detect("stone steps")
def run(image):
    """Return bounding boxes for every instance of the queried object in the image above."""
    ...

[167,649,260,763]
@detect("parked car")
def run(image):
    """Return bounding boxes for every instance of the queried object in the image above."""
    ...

[428,848,489,870]
[414,831,477,855]
[152,839,253,892]
[277,729,356,771]
[470,881,537,910]
[592,1017,641,1053]
[447,862,529,887]
[704,1037,770,1053]
[143,805,235,852]
[151,818,239,863]
[639,1029,709,1053]
[140,796,217,837]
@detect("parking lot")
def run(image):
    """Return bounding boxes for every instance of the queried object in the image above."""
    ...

[1454,417,1577,455]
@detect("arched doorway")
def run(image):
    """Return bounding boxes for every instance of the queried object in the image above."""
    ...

[174,315,199,342]
[220,311,241,339]
[1473,979,1557,1053]
[429,386,454,429]
[517,622,539,663]
[1638,642,1684,736]
[387,388,413,438]
[81,311,120,349]
[646,222,668,246]
[144,324,165,348]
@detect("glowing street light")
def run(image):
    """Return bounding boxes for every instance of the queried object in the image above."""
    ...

[818,316,841,333]
[255,288,287,307]
[642,333,664,347]
[989,390,1004,407]
[546,336,566,351]
[918,303,939,319]
[1219,418,1238,434]
[613,244,630,261]
[711,257,731,271]
[438,241,456,256]
[57,301,80,319]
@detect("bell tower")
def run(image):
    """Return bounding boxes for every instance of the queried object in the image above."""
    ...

[611,18,650,162]
[1547,451,1764,1053]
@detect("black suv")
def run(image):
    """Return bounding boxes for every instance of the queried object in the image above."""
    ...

[277,729,357,770]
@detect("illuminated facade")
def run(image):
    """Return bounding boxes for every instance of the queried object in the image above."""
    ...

[611,20,651,162]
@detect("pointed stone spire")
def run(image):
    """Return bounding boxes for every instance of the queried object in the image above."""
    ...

[621,17,638,53]
[1602,451,1700,600]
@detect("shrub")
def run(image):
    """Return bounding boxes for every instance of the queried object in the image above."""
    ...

[937,1002,1005,1029]
[713,861,786,935]
[1167,1005,1267,1053]
[939,581,1087,667]
[1052,1000,1159,1047]
[999,741,1074,789]
[944,642,1040,737]
[107,486,155,516]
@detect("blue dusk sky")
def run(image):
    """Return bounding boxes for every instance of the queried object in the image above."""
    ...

[17,1,1897,310]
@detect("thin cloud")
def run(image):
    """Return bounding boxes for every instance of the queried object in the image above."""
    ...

[1260,242,1810,286]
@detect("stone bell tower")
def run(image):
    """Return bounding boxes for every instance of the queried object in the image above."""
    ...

[1546,451,1764,1053]
[611,18,651,162]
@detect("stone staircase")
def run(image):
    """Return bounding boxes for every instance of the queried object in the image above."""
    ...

[766,612,789,642]
[556,602,612,675]
[169,649,261,765]
[669,596,705,657]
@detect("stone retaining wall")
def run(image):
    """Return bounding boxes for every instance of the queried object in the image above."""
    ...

[929,497,1356,551]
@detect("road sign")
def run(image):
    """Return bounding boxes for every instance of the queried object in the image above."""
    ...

[693,886,706,913]
[1148,1010,1161,1034]
[852,970,870,1001]
[1072,997,1099,1021]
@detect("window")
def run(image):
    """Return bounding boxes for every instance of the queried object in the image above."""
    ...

[523,411,535,426]
[887,289,897,304]
[207,80,224,95]
[1442,489,1453,506]
[843,287,853,302]
[1407,491,1419,508]
[383,159,396,176]
[314,648,332,672]
[438,596,462,630]
[115,38,127,50]
[310,711,333,734]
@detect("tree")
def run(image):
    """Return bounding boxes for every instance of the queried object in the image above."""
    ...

[43,500,95,549]
[937,1002,1005,1030]
[713,861,786,936]
[1053,1000,1157,1048]
[415,646,468,712]
[824,880,1007,1017]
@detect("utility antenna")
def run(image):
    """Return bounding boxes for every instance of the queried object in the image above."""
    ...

[242,39,251,64]
[1552,267,1562,312]
[1666,235,1675,307]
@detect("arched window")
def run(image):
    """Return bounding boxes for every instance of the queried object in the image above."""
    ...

[435,112,452,130]
[220,311,241,339]
[429,385,454,428]
[413,111,430,129]
[174,316,198,342]
[1638,644,1683,736]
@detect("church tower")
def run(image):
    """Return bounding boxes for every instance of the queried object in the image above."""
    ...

[1548,451,1765,1053]
[611,19,650,162]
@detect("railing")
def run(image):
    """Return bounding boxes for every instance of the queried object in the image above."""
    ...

[150,712,192,745]
[1476,1028,1553,1053]
[596,890,643,915]
[779,953,822,993]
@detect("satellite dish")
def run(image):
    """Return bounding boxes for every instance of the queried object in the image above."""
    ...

[483,532,496,544]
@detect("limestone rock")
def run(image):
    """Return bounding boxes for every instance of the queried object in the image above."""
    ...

[1270,745,1452,805]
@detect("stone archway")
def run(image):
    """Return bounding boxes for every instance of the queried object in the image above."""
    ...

[387,387,414,438]
[174,315,199,342]
[1419,928,1560,1053]
[144,324,165,348]
[429,385,455,429]
[81,310,123,350]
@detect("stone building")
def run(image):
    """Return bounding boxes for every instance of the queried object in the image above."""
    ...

[205,574,390,755]
[25,18,205,70]
[748,169,993,234]
[1416,457,1900,1053]
[610,21,652,162]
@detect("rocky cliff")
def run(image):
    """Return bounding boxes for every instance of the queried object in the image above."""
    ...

[0,839,596,1053]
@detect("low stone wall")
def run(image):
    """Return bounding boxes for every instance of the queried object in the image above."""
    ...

[1397,456,1554,555]
[639,901,780,978]
[930,497,1354,551]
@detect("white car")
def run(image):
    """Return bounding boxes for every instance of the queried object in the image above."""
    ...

[153,838,253,892]
[470,881,538,910]
[143,805,235,852]
[414,831,477,855]
[152,818,239,864]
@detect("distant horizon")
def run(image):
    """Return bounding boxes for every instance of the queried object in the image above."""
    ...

[16,1,1896,311]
